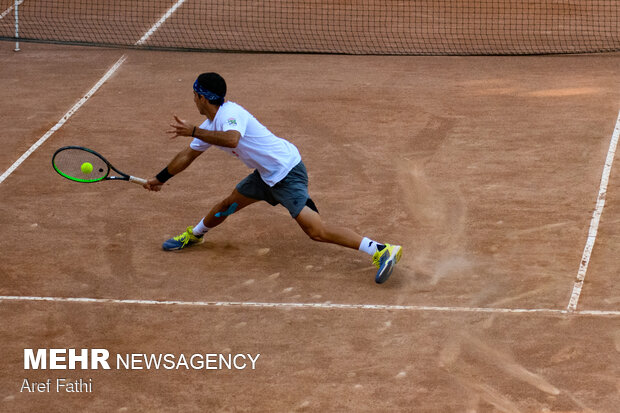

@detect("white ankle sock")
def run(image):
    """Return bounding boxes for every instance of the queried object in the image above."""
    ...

[359,237,382,255]
[192,218,210,237]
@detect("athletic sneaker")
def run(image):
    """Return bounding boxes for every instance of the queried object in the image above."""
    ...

[373,244,402,284]
[162,226,204,251]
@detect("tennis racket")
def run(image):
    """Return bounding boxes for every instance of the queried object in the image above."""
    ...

[52,146,147,185]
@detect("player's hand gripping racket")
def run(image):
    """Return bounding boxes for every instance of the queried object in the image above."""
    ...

[52,146,147,185]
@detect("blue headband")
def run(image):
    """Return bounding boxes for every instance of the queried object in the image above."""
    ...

[193,79,223,102]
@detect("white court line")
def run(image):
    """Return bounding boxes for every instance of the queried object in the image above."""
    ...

[0,0,23,20]
[567,110,620,312]
[0,55,127,185]
[1,295,619,316]
[0,0,187,185]
[136,0,187,46]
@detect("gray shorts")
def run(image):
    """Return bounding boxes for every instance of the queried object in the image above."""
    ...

[236,161,317,218]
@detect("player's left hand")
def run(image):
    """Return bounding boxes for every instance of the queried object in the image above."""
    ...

[167,115,194,139]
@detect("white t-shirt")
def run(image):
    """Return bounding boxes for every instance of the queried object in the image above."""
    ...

[190,102,301,187]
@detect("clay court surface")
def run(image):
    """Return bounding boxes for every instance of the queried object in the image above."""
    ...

[1,41,619,411]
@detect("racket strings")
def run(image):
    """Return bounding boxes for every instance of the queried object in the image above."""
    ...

[53,148,108,182]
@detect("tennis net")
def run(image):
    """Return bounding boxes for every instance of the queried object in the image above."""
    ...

[1,0,619,55]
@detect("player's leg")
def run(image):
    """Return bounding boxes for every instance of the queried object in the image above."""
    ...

[273,161,403,283]
[200,189,260,229]
[162,189,259,251]
[295,206,362,249]
[295,206,402,284]
[162,168,270,251]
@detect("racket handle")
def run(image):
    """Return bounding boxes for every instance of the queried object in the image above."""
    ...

[129,176,148,185]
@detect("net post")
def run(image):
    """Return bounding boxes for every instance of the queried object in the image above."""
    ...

[14,0,20,52]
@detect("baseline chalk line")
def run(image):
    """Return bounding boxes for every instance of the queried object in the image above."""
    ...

[1,295,619,316]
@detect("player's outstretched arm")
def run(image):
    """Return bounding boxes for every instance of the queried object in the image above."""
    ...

[168,115,240,148]
[143,147,203,191]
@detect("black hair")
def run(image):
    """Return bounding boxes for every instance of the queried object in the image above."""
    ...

[196,72,226,106]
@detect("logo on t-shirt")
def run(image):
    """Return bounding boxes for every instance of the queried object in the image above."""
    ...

[227,118,237,126]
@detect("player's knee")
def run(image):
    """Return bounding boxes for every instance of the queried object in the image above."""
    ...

[304,224,326,242]
[308,232,324,242]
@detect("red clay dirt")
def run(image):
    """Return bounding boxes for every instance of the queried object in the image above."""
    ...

[1,43,619,412]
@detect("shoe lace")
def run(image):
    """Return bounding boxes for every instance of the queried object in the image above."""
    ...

[173,228,193,246]
[372,245,390,268]
[372,251,383,268]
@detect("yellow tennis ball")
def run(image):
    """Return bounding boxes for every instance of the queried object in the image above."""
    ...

[81,162,93,174]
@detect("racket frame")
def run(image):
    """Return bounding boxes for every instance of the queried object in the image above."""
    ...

[52,146,147,185]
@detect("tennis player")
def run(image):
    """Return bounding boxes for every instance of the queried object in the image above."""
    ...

[144,72,402,283]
